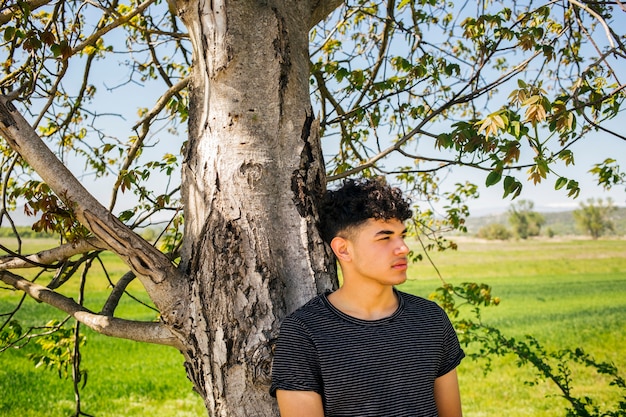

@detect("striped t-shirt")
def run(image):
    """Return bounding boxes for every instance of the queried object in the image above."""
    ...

[270,289,464,417]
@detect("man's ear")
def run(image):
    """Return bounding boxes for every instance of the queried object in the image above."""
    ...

[330,236,351,262]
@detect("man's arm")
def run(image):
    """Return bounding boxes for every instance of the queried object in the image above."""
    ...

[276,390,324,417]
[433,368,463,417]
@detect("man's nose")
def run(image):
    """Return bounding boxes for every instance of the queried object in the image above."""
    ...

[396,239,409,255]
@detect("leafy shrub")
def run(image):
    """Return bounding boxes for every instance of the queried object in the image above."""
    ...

[477,223,512,240]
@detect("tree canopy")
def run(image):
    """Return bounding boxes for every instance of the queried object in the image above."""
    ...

[314,1,625,203]
[0,0,624,235]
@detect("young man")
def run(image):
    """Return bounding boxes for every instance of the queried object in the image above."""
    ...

[270,178,464,417]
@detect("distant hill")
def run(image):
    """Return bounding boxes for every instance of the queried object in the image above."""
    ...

[463,207,626,237]
[2,205,626,239]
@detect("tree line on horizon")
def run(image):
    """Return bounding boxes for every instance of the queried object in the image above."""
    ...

[471,198,624,240]
[3,197,624,242]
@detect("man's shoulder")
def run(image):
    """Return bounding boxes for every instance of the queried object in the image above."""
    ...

[396,289,430,304]
[285,293,330,320]
[278,293,336,335]
[397,289,445,314]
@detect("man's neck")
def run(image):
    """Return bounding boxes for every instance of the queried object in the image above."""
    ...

[328,282,398,321]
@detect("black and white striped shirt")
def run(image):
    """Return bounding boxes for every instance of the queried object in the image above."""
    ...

[270,289,464,417]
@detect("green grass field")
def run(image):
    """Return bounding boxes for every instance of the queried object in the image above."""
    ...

[1,237,625,416]
[399,237,626,416]
[0,239,206,416]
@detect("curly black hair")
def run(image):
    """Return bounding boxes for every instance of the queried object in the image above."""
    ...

[318,177,413,244]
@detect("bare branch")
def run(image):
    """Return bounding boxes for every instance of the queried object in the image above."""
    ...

[567,0,615,48]
[131,77,189,132]
[101,271,136,316]
[326,125,428,182]
[0,270,183,349]
[0,237,106,270]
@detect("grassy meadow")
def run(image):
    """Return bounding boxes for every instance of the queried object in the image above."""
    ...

[399,237,626,416]
[1,237,625,416]
[0,239,206,417]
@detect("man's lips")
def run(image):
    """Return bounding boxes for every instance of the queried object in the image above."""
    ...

[392,259,408,270]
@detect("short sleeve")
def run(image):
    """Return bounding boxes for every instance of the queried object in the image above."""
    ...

[270,315,322,397]
[437,308,465,377]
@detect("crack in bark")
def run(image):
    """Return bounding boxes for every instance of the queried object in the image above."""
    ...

[291,110,323,217]
[272,7,291,117]
[0,99,17,128]
[83,209,168,284]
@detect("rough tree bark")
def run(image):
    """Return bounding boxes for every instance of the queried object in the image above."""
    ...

[173,0,341,415]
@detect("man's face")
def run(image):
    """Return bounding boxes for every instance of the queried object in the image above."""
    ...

[337,218,410,287]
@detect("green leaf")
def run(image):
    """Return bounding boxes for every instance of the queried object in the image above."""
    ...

[566,179,580,198]
[555,177,568,190]
[486,170,502,187]
[51,44,62,57]
[502,176,522,199]
[118,209,135,222]
[4,26,15,42]
[436,133,453,149]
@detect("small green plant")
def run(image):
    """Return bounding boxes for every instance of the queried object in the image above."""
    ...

[27,320,86,379]
[0,319,23,347]
[432,282,626,417]
[24,320,91,416]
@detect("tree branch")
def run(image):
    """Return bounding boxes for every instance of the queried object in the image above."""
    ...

[0,95,186,326]
[0,0,51,26]
[131,77,189,132]
[0,237,106,270]
[309,0,344,28]
[109,77,188,211]
[69,0,158,56]
[567,0,615,48]
[325,42,544,181]
[352,0,395,109]
[0,270,183,349]
[101,271,136,316]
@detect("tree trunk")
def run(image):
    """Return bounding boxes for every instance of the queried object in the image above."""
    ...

[176,1,337,415]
